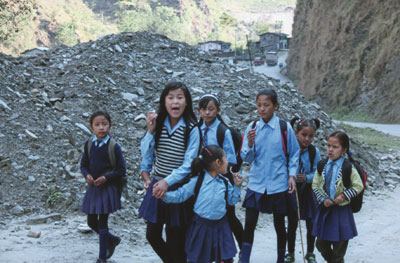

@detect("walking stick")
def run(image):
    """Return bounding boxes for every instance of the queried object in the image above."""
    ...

[294,184,306,263]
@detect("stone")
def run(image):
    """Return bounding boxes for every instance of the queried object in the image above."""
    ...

[27,230,41,238]
[26,213,62,225]
[10,205,24,216]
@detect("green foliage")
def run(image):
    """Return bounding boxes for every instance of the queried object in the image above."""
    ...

[0,0,35,41]
[329,106,378,123]
[219,12,237,26]
[255,22,270,35]
[55,22,78,46]
[46,187,63,207]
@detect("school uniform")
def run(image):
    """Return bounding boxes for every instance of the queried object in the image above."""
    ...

[240,114,300,214]
[139,116,200,226]
[80,135,126,214]
[312,157,363,262]
[163,171,241,263]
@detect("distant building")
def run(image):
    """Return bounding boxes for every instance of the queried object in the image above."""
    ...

[258,32,289,53]
[198,41,232,53]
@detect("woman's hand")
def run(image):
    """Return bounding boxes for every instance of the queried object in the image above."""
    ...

[247,129,256,147]
[288,176,296,193]
[94,176,106,187]
[232,173,243,187]
[323,198,334,207]
[146,111,158,134]
[86,174,94,185]
[153,180,168,199]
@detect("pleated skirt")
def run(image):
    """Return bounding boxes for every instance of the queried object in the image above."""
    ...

[288,183,318,220]
[81,183,121,214]
[242,188,293,214]
[138,178,192,227]
[312,204,358,242]
[186,214,237,263]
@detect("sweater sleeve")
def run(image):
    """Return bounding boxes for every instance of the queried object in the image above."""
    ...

[312,169,328,204]
[342,168,364,201]
[80,140,90,178]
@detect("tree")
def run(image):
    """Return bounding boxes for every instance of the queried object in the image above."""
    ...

[0,0,35,41]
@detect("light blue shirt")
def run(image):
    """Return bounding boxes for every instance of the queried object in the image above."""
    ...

[92,134,110,148]
[163,171,241,220]
[325,157,345,200]
[200,118,237,165]
[140,117,200,186]
[298,146,321,183]
[240,114,300,194]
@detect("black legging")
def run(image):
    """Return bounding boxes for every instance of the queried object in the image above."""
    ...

[146,222,187,263]
[243,208,286,251]
[226,205,243,249]
[287,213,315,253]
[87,214,109,232]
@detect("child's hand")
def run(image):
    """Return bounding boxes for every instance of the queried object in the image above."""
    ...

[323,199,334,207]
[86,174,94,185]
[143,178,151,190]
[296,173,305,183]
[146,111,158,134]
[141,171,151,190]
[232,173,243,187]
[94,176,106,187]
[333,194,346,205]
[247,129,256,147]
[153,180,168,199]
[288,176,296,193]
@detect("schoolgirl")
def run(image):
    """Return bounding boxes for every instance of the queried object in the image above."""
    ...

[80,110,126,263]
[163,145,243,263]
[197,94,243,249]
[138,82,200,263]
[312,131,363,263]
[285,118,321,263]
[240,88,300,263]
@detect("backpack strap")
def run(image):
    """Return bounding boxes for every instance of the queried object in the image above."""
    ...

[87,139,93,159]
[216,123,227,148]
[108,138,116,169]
[341,159,352,189]
[219,175,229,206]
[308,144,316,169]
[317,158,328,175]
[279,119,288,158]
[193,172,205,205]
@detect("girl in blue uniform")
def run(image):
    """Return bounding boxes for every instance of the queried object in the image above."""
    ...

[197,94,243,249]
[240,88,300,263]
[312,131,363,263]
[139,82,200,263]
[285,118,321,263]
[163,145,243,263]
[80,110,126,263]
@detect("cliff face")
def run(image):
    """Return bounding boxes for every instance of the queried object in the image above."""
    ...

[287,0,400,123]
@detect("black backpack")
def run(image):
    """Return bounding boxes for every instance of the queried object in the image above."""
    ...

[317,158,367,213]
[86,138,127,194]
[216,123,244,172]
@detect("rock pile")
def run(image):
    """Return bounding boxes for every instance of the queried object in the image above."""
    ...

[0,31,392,223]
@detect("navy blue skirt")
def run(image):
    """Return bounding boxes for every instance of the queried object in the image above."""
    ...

[186,214,237,263]
[242,188,293,215]
[81,183,121,214]
[312,204,358,242]
[288,183,318,220]
[138,178,191,227]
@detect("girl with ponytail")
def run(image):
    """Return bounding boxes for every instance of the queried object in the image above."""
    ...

[163,145,243,263]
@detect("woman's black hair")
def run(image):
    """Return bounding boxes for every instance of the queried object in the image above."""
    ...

[290,117,320,132]
[154,82,197,148]
[191,145,225,177]
[328,131,353,161]
[198,94,228,126]
[90,110,111,127]
[256,88,279,106]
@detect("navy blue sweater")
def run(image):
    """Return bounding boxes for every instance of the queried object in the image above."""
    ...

[80,138,126,183]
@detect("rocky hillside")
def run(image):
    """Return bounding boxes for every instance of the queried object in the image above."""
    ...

[287,0,400,123]
[1,32,396,222]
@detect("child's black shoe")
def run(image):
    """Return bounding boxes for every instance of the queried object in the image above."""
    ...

[96,258,106,263]
[305,253,317,263]
[284,253,295,263]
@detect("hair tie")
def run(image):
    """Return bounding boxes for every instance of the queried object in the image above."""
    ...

[204,147,213,157]
[348,151,352,158]
[200,94,220,104]
[198,154,203,160]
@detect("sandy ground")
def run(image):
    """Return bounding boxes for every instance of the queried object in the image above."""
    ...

[1,186,399,263]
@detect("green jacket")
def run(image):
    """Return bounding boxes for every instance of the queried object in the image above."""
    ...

[312,165,363,206]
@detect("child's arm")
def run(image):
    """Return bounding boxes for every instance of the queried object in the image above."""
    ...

[312,170,329,205]
[227,174,242,206]
[287,125,300,193]
[337,167,363,204]
[163,177,197,203]
[240,124,256,163]
[223,129,237,165]
[140,132,156,174]
[306,147,321,183]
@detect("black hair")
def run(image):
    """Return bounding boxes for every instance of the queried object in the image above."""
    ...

[154,82,197,148]
[328,131,353,161]
[256,88,279,106]
[191,145,225,177]
[198,94,228,126]
[89,110,111,127]
[290,117,320,132]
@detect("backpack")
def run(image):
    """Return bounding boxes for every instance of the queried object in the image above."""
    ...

[86,138,127,194]
[216,123,244,172]
[317,158,367,213]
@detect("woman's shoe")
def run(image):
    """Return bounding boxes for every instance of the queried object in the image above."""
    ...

[284,253,295,263]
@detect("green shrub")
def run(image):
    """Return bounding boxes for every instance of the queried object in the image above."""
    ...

[55,22,78,45]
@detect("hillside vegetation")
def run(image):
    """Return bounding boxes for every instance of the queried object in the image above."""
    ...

[1,0,295,56]
[287,0,400,123]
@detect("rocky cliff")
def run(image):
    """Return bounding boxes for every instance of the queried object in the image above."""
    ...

[287,0,400,123]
